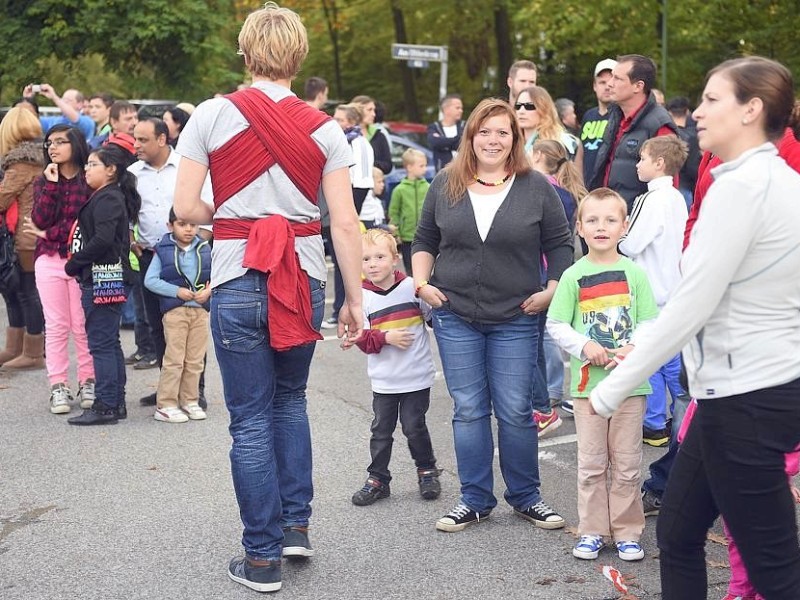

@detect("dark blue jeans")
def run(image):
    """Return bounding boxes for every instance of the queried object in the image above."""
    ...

[211,270,325,561]
[530,313,549,412]
[80,285,125,410]
[643,394,690,497]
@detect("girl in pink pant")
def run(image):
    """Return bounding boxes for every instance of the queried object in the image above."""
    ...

[677,400,800,600]
[25,125,94,415]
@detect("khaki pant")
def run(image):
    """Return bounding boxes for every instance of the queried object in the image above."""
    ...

[573,395,645,540]
[156,306,209,409]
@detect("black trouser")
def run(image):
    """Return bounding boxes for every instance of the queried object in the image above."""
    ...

[400,243,413,276]
[657,378,800,599]
[2,271,44,334]
[367,388,436,483]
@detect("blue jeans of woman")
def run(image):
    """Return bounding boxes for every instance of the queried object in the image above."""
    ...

[80,285,125,410]
[432,308,542,513]
[657,378,800,599]
[211,270,325,561]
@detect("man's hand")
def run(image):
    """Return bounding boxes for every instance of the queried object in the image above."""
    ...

[337,301,363,349]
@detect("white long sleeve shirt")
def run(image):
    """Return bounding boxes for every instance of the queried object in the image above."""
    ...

[591,143,800,417]
[619,176,688,308]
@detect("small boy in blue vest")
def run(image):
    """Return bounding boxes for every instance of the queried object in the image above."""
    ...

[144,208,212,423]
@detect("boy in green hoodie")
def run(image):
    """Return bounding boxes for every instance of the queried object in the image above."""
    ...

[388,148,429,275]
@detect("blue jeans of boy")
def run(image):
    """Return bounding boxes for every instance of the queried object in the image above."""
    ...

[211,271,325,561]
[432,308,542,513]
[80,286,125,410]
[645,353,685,430]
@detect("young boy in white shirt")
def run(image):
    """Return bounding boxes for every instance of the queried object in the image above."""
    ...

[620,135,689,447]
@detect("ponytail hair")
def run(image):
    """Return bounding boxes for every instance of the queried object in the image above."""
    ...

[92,145,142,225]
[531,139,587,203]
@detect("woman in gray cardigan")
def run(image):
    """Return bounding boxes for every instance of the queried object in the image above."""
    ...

[412,98,573,533]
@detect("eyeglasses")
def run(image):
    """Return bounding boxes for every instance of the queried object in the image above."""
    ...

[85,161,103,169]
[43,139,70,148]
[514,102,537,111]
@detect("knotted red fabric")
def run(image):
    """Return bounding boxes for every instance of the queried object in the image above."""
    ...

[208,87,332,351]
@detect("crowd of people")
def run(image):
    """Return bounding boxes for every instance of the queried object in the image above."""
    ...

[2,1,800,598]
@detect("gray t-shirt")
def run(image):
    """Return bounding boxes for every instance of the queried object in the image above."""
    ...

[177,81,352,286]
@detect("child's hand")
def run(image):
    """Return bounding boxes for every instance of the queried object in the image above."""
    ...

[605,344,635,370]
[386,328,414,350]
[583,340,611,367]
[177,288,194,301]
[791,485,800,504]
[194,285,211,304]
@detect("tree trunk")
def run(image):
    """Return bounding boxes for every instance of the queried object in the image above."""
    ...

[494,1,513,97]
[390,1,420,122]
[321,0,343,98]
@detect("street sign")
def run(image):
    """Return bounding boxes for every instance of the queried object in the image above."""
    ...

[408,60,429,69]
[391,44,447,63]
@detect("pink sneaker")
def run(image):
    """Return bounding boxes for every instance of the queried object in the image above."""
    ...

[534,410,562,438]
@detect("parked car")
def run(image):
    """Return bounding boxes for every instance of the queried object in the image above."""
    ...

[383,133,436,200]
[385,121,429,148]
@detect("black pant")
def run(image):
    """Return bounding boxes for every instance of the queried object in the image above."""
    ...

[2,271,44,333]
[657,378,800,599]
[367,388,436,483]
[400,243,413,276]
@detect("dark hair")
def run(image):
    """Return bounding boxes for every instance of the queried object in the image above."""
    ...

[43,125,89,170]
[304,76,327,101]
[90,145,142,224]
[616,54,657,96]
[163,108,189,137]
[141,117,170,140]
[13,98,40,116]
[110,100,136,121]
[666,96,690,115]
[708,56,795,140]
[89,93,114,108]
[374,100,386,124]
[168,207,177,223]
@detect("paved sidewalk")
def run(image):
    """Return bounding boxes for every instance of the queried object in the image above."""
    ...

[0,311,742,599]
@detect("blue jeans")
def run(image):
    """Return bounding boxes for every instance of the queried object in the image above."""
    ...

[80,286,125,410]
[432,308,542,513]
[643,393,690,497]
[211,270,325,561]
[530,313,549,412]
[543,327,564,401]
[645,354,685,430]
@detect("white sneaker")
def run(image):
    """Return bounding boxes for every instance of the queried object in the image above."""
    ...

[154,406,189,423]
[182,403,207,420]
[49,383,74,414]
[320,317,337,330]
[77,379,95,409]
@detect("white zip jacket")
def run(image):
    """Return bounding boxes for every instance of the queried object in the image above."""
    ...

[591,143,800,417]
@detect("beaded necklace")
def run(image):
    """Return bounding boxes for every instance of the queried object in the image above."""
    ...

[473,173,511,187]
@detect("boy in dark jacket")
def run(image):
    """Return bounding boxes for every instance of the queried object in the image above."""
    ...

[144,208,211,423]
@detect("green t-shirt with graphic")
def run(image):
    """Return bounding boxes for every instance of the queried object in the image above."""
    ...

[548,256,659,398]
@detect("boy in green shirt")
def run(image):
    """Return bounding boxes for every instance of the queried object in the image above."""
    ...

[388,148,429,275]
[547,188,658,563]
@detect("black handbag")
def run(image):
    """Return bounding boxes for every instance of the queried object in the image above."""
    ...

[0,216,20,294]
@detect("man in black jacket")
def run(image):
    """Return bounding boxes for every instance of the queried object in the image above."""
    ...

[588,55,677,212]
[427,94,464,172]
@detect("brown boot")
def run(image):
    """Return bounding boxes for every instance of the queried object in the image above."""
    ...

[1,333,45,370]
[0,327,24,365]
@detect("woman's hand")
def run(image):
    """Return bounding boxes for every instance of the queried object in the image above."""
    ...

[22,217,46,239]
[521,288,554,315]
[418,284,448,308]
[43,163,59,183]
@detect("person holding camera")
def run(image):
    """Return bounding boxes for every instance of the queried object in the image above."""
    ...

[21,84,95,141]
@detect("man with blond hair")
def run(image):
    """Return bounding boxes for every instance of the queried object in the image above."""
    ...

[173,2,364,593]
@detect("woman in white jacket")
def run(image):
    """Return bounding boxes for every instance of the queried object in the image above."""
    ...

[590,56,800,599]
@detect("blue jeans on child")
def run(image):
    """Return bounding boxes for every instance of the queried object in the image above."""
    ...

[432,308,542,513]
[645,353,685,430]
[80,285,125,410]
[211,270,325,561]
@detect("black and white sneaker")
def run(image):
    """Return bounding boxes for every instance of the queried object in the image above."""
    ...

[282,526,314,559]
[228,556,281,593]
[435,503,491,532]
[642,489,662,517]
[514,501,565,529]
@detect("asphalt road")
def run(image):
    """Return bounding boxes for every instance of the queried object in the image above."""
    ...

[0,288,747,599]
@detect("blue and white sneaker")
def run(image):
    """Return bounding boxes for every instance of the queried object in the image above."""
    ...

[616,540,645,561]
[572,534,604,560]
